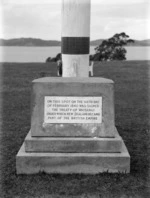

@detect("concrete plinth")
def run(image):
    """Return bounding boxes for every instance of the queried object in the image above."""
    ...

[31,77,115,137]
[25,129,122,153]
[16,77,130,174]
[16,139,130,174]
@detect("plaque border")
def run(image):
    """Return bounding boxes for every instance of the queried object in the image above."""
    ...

[44,96,102,124]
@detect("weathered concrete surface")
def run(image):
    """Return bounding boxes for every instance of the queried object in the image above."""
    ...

[16,140,130,174]
[16,77,130,174]
[25,129,122,153]
[31,77,115,137]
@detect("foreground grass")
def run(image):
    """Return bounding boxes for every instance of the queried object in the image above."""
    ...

[0,61,150,198]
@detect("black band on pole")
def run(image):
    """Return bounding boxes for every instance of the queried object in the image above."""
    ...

[61,37,90,54]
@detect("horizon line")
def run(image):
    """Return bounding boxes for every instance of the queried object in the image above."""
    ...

[0,37,150,41]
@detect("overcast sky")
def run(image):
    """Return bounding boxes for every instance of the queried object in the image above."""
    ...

[0,0,150,40]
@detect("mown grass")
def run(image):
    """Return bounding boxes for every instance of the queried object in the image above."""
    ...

[0,61,150,198]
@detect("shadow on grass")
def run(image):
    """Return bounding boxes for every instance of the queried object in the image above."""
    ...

[0,61,150,198]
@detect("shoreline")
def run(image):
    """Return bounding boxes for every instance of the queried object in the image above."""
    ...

[0,60,150,64]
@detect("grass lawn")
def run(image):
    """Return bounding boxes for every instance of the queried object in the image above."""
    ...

[0,61,150,198]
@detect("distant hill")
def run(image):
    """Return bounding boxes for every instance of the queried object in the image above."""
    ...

[0,38,61,46]
[90,39,150,46]
[127,39,150,46]
[0,37,150,46]
[90,39,103,46]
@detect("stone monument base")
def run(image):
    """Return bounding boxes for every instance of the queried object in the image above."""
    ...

[16,77,130,174]
[16,128,130,174]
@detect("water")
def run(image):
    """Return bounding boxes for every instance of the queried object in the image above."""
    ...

[0,46,150,62]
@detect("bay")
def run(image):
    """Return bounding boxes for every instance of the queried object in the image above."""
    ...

[0,46,150,62]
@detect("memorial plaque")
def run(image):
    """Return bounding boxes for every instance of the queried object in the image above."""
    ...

[44,96,102,124]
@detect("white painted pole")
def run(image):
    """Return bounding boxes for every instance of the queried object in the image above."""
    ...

[61,0,91,77]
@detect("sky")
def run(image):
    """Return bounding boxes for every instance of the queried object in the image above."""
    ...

[0,0,150,41]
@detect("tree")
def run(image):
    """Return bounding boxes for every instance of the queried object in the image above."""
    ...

[56,53,61,61]
[46,53,61,63]
[92,32,134,61]
[46,57,51,63]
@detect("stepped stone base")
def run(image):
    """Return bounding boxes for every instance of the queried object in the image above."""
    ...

[16,77,130,174]
[25,130,122,153]
[16,130,130,174]
[16,142,130,174]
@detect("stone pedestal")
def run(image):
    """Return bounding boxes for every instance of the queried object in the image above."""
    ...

[16,77,130,174]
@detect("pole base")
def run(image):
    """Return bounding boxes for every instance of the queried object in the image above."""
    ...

[16,130,130,174]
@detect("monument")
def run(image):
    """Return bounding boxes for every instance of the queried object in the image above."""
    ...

[16,0,130,174]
